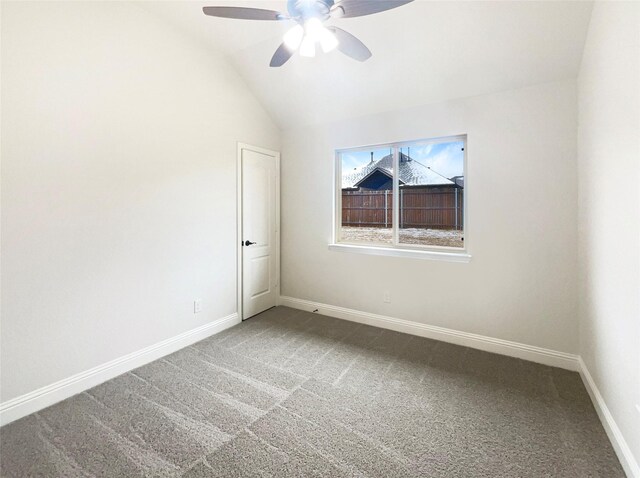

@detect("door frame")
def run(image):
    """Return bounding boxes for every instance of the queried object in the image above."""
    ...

[237,143,281,321]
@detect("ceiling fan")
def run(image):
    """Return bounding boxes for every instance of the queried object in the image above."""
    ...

[202,0,414,67]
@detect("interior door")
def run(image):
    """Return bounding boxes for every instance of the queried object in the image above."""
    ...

[241,147,279,320]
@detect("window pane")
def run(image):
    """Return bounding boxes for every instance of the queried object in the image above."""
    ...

[397,140,465,248]
[340,147,394,245]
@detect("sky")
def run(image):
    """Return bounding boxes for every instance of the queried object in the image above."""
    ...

[341,140,464,179]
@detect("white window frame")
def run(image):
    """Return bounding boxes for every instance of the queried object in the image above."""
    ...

[330,134,471,263]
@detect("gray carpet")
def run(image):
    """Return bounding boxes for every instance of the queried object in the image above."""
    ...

[0,306,624,477]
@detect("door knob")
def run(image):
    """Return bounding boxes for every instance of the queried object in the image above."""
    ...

[244,240,256,246]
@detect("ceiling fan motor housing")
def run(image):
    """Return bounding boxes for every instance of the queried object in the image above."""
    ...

[287,0,335,21]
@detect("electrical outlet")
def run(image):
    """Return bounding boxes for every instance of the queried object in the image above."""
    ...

[194,299,202,314]
[383,291,391,303]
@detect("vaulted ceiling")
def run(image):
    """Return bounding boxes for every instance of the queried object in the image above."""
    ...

[141,1,593,129]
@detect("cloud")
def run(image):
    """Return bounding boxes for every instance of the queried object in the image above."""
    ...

[408,144,433,158]
[413,142,464,178]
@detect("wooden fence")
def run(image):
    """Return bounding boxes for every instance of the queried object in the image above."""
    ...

[342,187,463,230]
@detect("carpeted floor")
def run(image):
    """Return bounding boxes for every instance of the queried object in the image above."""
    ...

[0,306,624,477]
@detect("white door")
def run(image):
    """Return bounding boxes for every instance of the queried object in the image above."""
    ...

[240,146,279,320]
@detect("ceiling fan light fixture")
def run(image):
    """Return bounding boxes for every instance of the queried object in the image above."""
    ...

[299,34,316,57]
[283,24,304,50]
[319,28,339,53]
[304,17,324,42]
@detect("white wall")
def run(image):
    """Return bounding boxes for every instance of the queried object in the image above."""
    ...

[0,1,279,402]
[577,1,640,470]
[281,80,579,354]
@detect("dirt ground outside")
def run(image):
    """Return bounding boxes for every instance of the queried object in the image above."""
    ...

[340,227,464,248]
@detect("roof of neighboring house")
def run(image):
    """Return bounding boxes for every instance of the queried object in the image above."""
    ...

[342,152,455,189]
[450,175,465,188]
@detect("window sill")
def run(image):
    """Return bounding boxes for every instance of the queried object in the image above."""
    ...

[328,243,472,263]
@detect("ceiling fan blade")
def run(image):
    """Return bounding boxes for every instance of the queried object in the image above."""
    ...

[202,6,287,21]
[331,0,413,19]
[270,43,294,67]
[328,27,372,62]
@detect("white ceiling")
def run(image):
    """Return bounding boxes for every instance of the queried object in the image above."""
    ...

[141,1,593,129]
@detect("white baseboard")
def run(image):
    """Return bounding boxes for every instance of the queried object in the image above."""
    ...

[579,358,640,478]
[279,296,579,371]
[281,296,639,476]
[3,302,635,477]
[0,313,239,427]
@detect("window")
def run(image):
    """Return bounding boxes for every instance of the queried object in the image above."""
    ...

[333,135,468,260]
